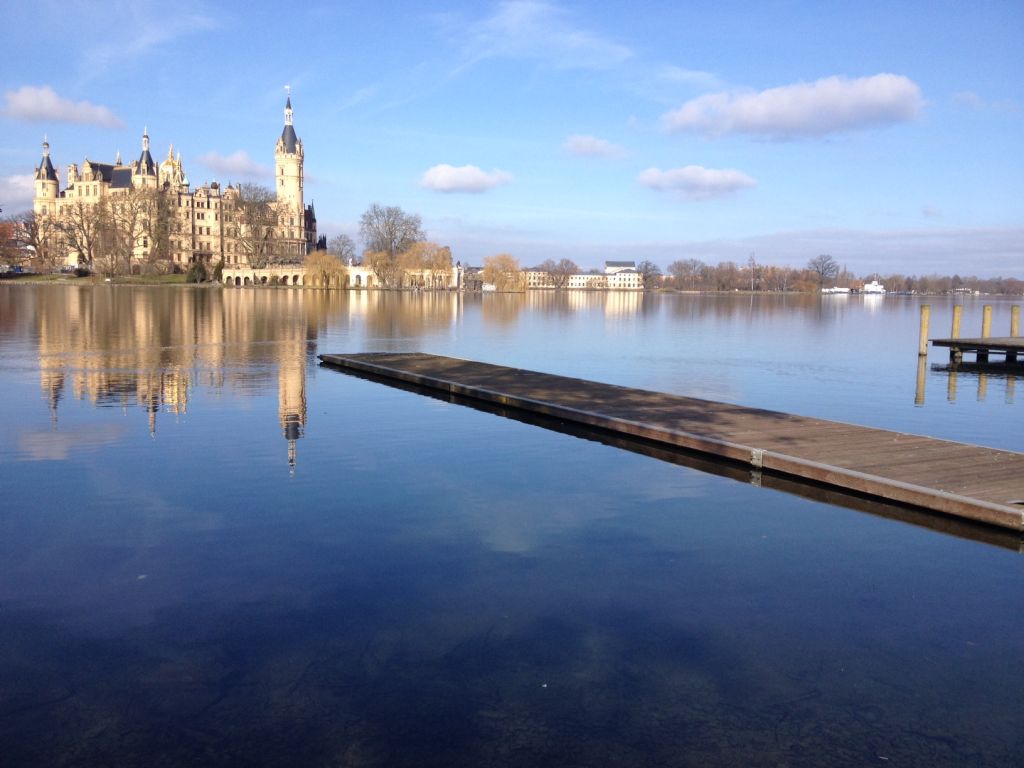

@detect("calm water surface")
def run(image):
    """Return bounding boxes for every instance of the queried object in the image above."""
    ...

[0,284,1021,767]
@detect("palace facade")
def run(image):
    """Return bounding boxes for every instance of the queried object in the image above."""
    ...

[33,97,316,270]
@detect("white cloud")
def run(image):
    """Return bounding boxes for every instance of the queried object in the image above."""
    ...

[562,134,624,158]
[663,74,923,139]
[0,174,36,212]
[196,150,271,179]
[460,1,631,70]
[420,164,513,194]
[637,165,756,201]
[2,85,123,128]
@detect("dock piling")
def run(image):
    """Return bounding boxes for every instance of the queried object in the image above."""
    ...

[918,304,930,356]
[949,305,963,362]
[979,306,992,363]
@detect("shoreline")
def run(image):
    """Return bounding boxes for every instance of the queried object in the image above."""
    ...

[2,274,1022,297]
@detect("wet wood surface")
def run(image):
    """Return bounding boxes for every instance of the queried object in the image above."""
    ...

[320,352,1024,531]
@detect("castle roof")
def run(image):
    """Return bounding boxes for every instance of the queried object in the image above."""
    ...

[280,94,298,153]
[280,124,298,153]
[111,168,133,189]
[136,128,156,175]
[35,139,58,182]
[35,154,57,182]
[137,148,156,175]
[85,163,116,183]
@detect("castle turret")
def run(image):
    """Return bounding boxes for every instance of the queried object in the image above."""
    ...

[274,93,304,213]
[33,137,59,216]
[133,127,157,188]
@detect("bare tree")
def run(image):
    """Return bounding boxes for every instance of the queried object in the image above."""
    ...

[327,234,357,263]
[235,183,277,268]
[807,254,839,287]
[8,212,59,271]
[538,258,578,289]
[399,241,453,289]
[667,258,704,290]
[482,253,525,292]
[636,260,662,289]
[359,204,424,259]
[99,190,159,276]
[365,250,402,288]
[304,250,347,288]
[138,188,175,270]
[56,201,103,269]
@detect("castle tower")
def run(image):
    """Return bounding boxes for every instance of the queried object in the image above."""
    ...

[274,93,304,216]
[33,137,59,216]
[133,127,157,188]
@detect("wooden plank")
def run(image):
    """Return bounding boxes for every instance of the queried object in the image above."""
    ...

[319,353,1024,531]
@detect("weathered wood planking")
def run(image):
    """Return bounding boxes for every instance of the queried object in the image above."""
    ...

[319,352,1024,531]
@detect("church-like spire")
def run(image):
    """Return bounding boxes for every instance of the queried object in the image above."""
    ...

[137,126,155,176]
[35,135,58,181]
[279,89,298,154]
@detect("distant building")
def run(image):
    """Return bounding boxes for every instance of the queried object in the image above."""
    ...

[32,96,316,270]
[523,260,643,291]
[862,280,886,295]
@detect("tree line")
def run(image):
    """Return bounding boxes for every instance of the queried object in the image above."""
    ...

[661,254,1022,295]
[5,197,1020,294]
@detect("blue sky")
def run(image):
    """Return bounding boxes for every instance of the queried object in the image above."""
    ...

[1,0,1021,275]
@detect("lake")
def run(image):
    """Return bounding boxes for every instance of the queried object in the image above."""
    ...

[0,284,1021,767]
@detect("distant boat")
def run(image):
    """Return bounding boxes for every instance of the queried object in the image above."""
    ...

[821,286,851,294]
[862,280,886,295]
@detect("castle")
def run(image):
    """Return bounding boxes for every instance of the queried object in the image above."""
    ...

[33,95,316,270]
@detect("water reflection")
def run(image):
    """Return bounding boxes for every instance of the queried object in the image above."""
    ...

[31,287,320,467]
[929,363,1018,405]
[331,363,1024,553]
[2,285,1023,766]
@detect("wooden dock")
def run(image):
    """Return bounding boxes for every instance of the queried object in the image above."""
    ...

[931,336,1023,364]
[319,353,1024,532]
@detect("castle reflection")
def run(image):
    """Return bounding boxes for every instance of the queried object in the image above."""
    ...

[35,287,324,469]
[30,286,656,468]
